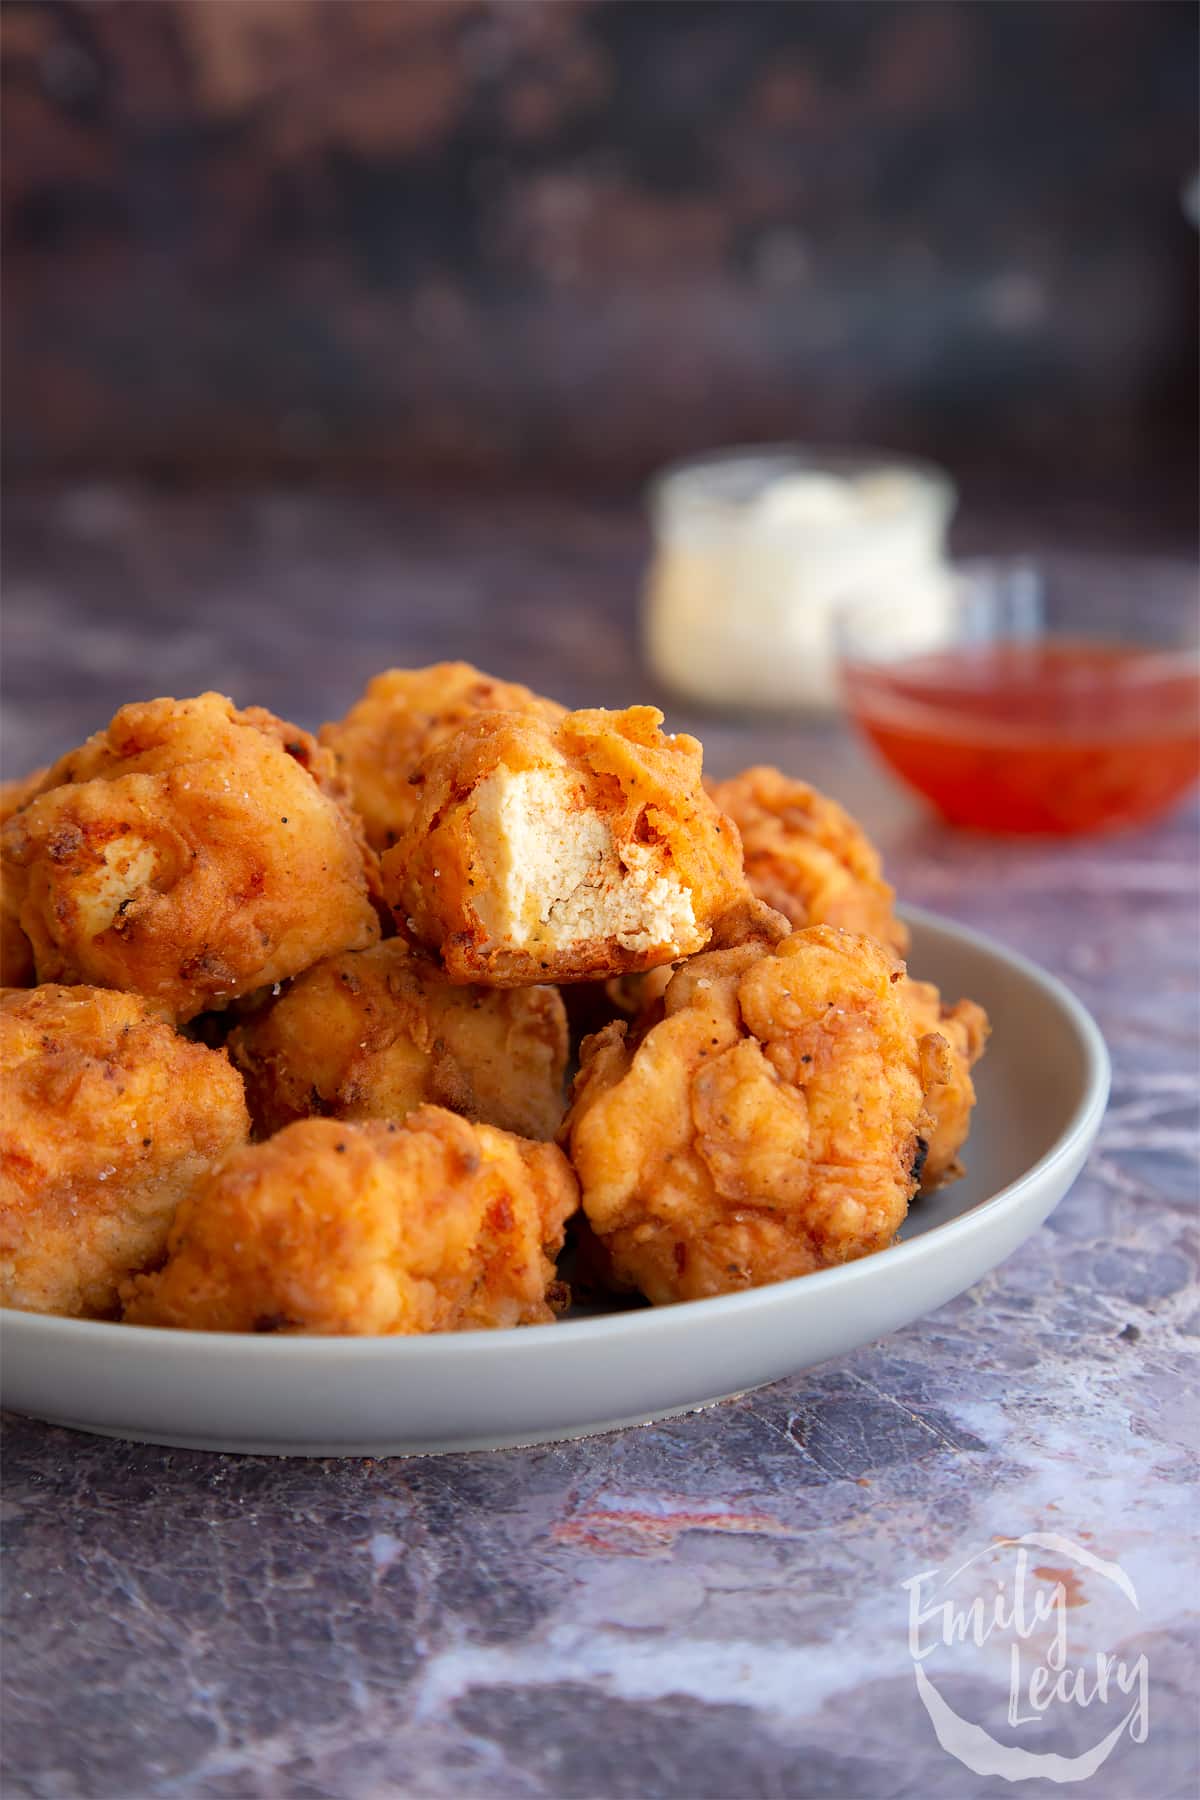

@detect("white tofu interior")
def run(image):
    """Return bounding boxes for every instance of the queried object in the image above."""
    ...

[470,766,697,955]
[74,833,163,937]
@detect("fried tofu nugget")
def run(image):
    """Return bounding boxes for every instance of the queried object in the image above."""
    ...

[384,705,750,986]
[706,766,907,951]
[586,895,789,1028]
[1,986,250,1317]
[0,768,48,988]
[2,694,380,1021]
[709,766,988,1188]
[563,925,932,1305]
[321,662,567,852]
[0,870,33,988]
[123,1108,578,1334]
[904,978,990,1188]
[228,938,568,1141]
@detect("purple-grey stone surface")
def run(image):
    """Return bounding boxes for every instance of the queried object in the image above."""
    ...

[1,489,1197,1798]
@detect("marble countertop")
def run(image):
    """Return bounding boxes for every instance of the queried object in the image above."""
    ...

[2,489,1196,1799]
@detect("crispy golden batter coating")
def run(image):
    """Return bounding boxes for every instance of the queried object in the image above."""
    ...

[904,978,990,1188]
[707,766,988,1188]
[123,1108,578,1334]
[0,985,250,1317]
[229,938,568,1141]
[2,694,380,1022]
[558,895,789,1061]
[594,969,986,1202]
[384,705,750,986]
[1,889,34,990]
[563,925,932,1305]
[707,766,907,951]
[321,662,567,852]
[0,768,48,988]
[596,897,789,1021]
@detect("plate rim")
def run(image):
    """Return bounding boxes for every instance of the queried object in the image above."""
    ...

[0,905,1110,1359]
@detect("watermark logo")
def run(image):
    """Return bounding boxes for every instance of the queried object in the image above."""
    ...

[903,1532,1149,1783]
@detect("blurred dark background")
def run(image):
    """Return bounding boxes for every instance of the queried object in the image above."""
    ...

[3,0,1197,515]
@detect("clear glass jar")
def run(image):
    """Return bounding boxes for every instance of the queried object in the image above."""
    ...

[643,445,956,712]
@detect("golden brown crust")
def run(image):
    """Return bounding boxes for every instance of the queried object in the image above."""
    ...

[228,938,568,1141]
[554,893,791,1071]
[383,705,751,986]
[0,883,34,988]
[707,766,908,951]
[0,768,49,987]
[0,985,250,1317]
[122,1108,579,1335]
[563,925,934,1305]
[903,979,990,1187]
[1,694,380,1021]
[242,703,389,924]
[320,662,567,852]
[601,893,791,1021]
[707,766,988,1188]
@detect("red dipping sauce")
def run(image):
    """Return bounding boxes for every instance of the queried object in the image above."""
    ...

[842,638,1200,836]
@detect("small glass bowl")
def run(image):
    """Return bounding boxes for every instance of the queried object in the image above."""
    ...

[836,554,1200,836]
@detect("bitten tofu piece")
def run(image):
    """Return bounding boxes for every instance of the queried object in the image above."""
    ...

[229,938,568,1141]
[320,662,567,852]
[383,706,750,985]
[0,985,250,1317]
[122,1108,579,1335]
[1,694,380,1021]
[563,925,937,1305]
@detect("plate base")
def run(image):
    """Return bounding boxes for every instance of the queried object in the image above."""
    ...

[30,1391,750,1458]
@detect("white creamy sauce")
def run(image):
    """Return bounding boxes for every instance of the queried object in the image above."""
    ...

[645,460,955,711]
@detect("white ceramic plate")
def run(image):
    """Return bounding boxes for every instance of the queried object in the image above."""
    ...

[0,910,1109,1457]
